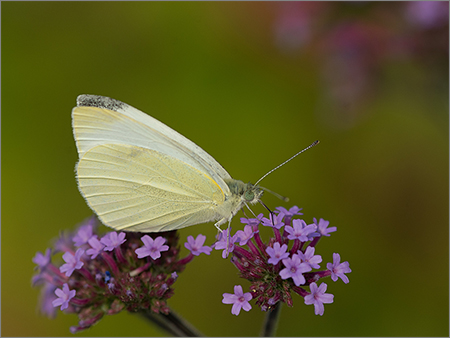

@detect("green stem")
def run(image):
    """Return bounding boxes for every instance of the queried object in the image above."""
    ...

[261,303,282,337]
[139,307,204,337]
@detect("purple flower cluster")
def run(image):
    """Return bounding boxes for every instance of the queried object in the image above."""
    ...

[33,205,350,333]
[219,206,351,316]
[32,217,211,333]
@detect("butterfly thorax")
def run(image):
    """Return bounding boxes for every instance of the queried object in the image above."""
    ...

[208,179,263,228]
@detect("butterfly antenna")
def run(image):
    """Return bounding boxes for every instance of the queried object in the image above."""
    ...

[254,140,319,186]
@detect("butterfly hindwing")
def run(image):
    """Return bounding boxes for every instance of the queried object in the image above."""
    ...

[76,143,226,231]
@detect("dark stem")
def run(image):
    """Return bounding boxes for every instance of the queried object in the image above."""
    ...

[261,303,282,337]
[139,307,204,337]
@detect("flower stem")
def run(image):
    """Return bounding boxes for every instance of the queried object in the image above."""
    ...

[260,302,282,337]
[139,307,204,337]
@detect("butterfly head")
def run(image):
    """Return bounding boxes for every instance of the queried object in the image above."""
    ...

[243,183,264,205]
[224,179,264,206]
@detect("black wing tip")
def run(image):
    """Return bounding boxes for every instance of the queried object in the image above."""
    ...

[76,94,128,111]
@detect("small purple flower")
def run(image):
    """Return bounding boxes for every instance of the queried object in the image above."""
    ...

[184,234,212,256]
[266,242,289,265]
[314,218,336,236]
[222,285,252,316]
[304,282,334,316]
[60,249,85,277]
[52,283,76,311]
[275,205,303,217]
[100,232,126,251]
[240,213,264,227]
[73,224,94,247]
[32,248,52,269]
[285,219,317,241]
[214,228,239,258]
[297,246,322,269]
[262,213,285,229]
[327,253,351,283]
[54,232,74,253]
[135,235,169,260]
[235,224,258,246]
[280,253,312,286]
[86,236,105,259]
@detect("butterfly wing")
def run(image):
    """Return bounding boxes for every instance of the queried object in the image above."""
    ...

[72,95,232,195]
[76,143,227,232]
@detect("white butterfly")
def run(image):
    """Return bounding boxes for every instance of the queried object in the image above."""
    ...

[72,95,318,233]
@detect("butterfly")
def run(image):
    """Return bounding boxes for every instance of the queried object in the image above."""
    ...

[72,94,318,233]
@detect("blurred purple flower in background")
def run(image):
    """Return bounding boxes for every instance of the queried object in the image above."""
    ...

[273,1,449,129]
[405,1,449,29]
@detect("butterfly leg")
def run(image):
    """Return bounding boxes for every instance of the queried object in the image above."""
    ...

[214,220,227,252]
[224,219,233,258]
[214,219,233,258]
[214,222,222,232]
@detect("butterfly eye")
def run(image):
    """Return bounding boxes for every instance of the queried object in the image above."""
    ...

[244,190,255,202]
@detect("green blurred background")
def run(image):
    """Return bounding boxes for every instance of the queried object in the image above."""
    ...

[2,2,448,336]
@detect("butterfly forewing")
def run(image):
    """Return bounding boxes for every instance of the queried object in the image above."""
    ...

[73,96,232,194]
